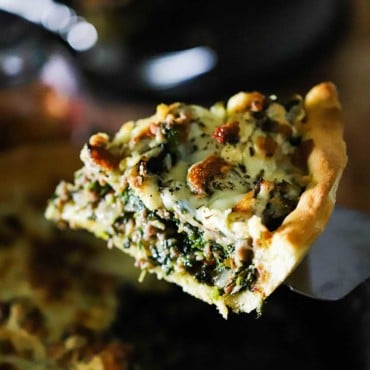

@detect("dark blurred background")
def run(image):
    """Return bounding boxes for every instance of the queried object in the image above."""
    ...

[0,1,369,369]
[0,0,351,100]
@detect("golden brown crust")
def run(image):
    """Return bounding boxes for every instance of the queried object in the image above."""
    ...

[279,82,346,247]
[245,82,347,302]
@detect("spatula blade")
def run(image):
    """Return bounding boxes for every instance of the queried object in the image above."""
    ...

[286,207,370,300]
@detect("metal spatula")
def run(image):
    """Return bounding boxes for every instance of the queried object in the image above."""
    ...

[286,207,370,300]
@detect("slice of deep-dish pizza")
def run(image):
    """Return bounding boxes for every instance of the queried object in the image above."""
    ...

[46,82,347,317]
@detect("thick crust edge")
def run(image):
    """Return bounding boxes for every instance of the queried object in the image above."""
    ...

[228,82,347,313]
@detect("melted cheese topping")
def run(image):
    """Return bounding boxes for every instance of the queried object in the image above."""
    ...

[80,93,307,244]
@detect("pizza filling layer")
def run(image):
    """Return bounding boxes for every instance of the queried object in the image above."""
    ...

[47,93,309,297]
[53,179,258,295]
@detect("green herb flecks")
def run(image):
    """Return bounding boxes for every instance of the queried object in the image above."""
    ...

[88,181,113,197]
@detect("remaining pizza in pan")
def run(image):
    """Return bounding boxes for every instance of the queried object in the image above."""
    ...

[46,82,347,317]
[0,143,133,370]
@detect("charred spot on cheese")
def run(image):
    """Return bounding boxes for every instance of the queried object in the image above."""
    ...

[212,121,240,144]
[87,143,120,171]
[187,155,231,196]
[46,89,310,302]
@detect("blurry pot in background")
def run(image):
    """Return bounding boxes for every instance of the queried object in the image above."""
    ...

[73,0,349,101]
[0,11,85,151]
